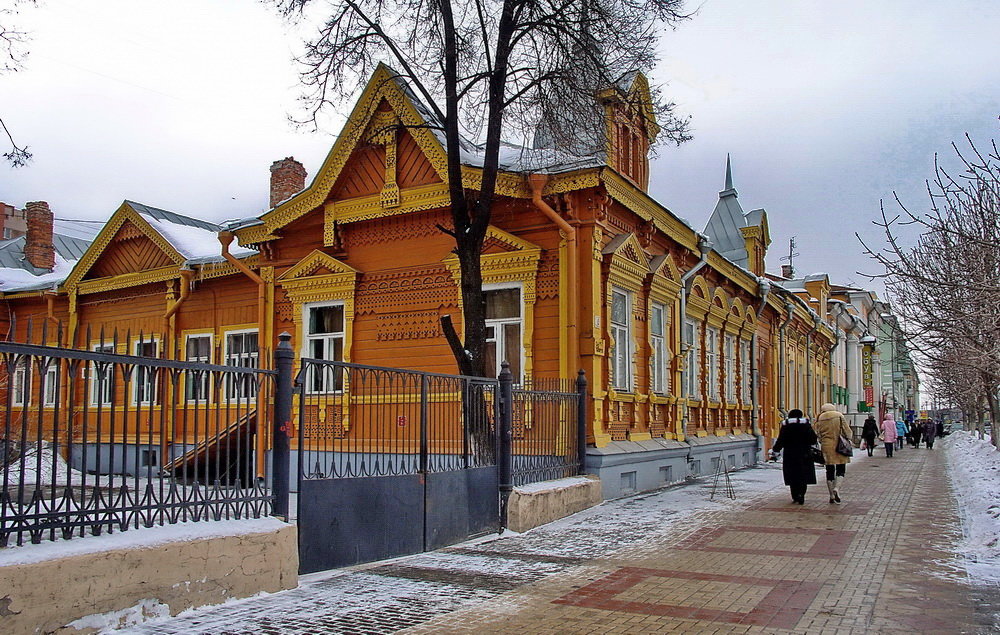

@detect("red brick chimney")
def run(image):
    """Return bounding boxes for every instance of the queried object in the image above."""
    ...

[269,157,307,209]
[781,264,794,279]
[24,201,55,271]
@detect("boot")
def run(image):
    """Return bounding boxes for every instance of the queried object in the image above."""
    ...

[833,477,842,503]
[826,480,836,504]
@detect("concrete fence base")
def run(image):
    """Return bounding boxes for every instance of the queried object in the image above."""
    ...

[506,475,603,533]
[0,518,297,634]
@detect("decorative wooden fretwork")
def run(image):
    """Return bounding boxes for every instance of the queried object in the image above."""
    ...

[375,311,442,341]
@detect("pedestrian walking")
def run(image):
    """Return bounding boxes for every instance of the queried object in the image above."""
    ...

[770,409,818,505]
[881,414,898,457]
[815,403,852,504]
[862,415,879,457]
[907,419,922,447]
[923,418,937,449]
[895,418,907,450]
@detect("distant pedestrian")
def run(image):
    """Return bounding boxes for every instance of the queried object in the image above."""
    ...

[770,409,818,505]
[923,418,937,449]
[881,414,898,457]
[907,419,922,447]
[862,415,879,457]
[895,418,907,450]
[815,403,852,504]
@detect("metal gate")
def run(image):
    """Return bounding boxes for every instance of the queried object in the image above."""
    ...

[294,359,500,574]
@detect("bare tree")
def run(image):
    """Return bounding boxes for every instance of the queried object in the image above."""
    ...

[860,134,1000,446]
[1,0,34,167]
[272,0,692,376]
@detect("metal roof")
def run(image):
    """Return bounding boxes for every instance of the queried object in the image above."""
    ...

[124,200,222,232]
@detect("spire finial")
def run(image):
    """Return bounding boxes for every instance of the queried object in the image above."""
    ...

[725,154,733,191]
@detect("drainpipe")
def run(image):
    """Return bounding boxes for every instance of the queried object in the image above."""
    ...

[164,266,194,323]
[750,278,771,459]
[777,302,794,418]
[827,303,843,414]
[678,234,712,437]
[43,289,60,326]
[528,174,578,376]
[804,313,821,418]
[219,230,268,478]
[219,231,266,357]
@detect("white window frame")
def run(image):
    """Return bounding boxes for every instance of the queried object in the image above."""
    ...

[724,333,736,402]
[11,358,30,407]
[683,320,700,400]
[706,327,720,402]
[650,302,669,395]
[90,343,116,407]
[610,287,632,392]
[302,302,346,394]
[42,362,59,407]
[131,337,160,406]
[184,333,213,403]
[483,282,524,384]
[740,339,751,403]
[223,329,260,401]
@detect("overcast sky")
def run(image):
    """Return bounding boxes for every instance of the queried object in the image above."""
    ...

[2,0,998,290]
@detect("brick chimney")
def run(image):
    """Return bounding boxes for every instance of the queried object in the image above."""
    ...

[24,201,55,271]
[269,157,307,209]
[781,264,794,279]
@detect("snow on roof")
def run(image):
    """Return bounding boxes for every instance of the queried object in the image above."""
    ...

[139,213,255,264]
[0,253,77,292]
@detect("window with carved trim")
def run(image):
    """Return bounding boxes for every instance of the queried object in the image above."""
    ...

[650,302,670,395]
[611,288,632,392]
[706,327,720,401]
[740,339,751,402]
[484,286,522,383]
[184,334,212,402]
[303,303,344,393]
[132,338,159,406]
[683,320,700,399]
[724,334,736,402]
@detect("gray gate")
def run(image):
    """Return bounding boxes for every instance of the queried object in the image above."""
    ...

[293,358,500,574]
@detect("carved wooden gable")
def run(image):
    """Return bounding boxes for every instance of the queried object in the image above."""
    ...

[65,202,185,293]
[239,64,452,245]
[443,226,542,288]
[84,221,176,279]
[602,232,651,288]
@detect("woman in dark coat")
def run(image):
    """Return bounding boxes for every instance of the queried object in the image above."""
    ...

[770,409,818,504]
[862,415,879,457]
[922,418,937,449]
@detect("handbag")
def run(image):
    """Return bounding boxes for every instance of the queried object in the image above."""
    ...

[810,445,825,465]
[836,435,854,457]
[859,439,867,450]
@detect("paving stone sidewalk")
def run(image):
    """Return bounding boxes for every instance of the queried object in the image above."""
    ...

[122,442,1000,634]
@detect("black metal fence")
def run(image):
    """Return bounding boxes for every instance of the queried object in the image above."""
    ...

[2,322,589,549]
[294,360,586,489]
[0,326,274,547]
[295,359,498,481]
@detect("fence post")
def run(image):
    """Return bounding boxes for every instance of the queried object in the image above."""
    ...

[272,332,293,519]
[498,362,514,529]
[576,369,588,475]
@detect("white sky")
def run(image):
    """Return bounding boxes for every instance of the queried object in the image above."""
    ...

[2,0,999,289]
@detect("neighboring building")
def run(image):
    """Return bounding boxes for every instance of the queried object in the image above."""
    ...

[0,201,28,240]
[0,65,838,499]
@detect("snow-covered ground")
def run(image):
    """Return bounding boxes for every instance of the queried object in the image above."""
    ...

[943,430,1000,585]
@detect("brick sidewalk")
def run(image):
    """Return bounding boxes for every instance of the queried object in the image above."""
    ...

[123,443,1000,634]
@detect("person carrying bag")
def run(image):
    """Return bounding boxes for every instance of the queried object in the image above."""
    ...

[815,403,853,504]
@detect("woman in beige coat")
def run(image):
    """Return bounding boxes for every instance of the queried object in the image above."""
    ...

[814,403,853,504]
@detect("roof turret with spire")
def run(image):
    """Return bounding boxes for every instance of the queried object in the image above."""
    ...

[702,156,770,274]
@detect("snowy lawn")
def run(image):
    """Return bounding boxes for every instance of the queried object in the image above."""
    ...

[943,430,1000,584]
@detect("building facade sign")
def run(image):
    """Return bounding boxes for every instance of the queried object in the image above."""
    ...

[862,346,874,406]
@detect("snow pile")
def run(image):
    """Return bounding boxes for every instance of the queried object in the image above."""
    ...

[67,599,171,632]
[943,430,1000,583]
[140,215,255,263]
[3,441,85,486]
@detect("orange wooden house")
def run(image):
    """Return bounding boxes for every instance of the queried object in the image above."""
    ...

[0,65,835,498]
